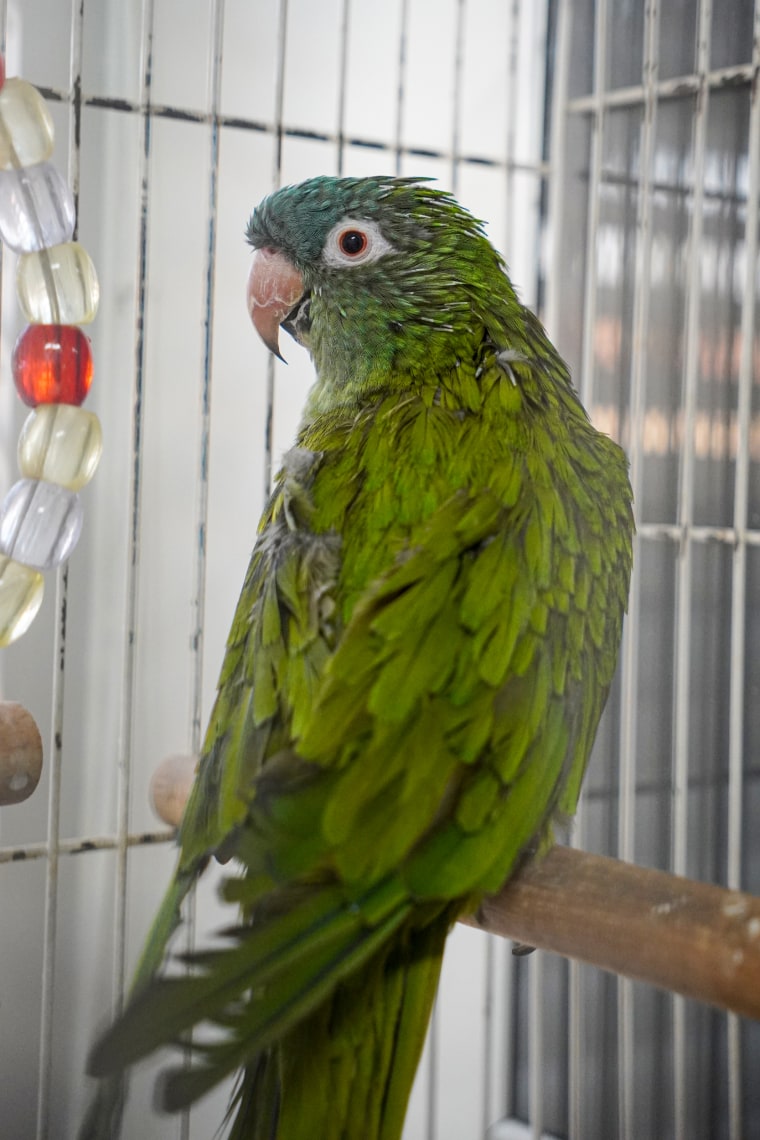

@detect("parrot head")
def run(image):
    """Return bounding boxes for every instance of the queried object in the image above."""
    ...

[245,176,515,404]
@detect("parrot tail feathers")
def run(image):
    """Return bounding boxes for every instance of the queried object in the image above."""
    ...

[87,875,416,1115]
[76,1074,127,1140]
[78,861,201,1140]
[130,861,205,994]
[222,912,452,1140]
[378,919,451,1137]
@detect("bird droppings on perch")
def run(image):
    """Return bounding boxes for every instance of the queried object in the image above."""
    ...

[149,753,197,828]
[0,700,43,805]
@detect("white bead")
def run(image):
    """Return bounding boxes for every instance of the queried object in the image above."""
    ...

[0,478,83,570]
[0,160,75,252]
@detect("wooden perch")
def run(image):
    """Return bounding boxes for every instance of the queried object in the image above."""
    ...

[462,845,760,1021]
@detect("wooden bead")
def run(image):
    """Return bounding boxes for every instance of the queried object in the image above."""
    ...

[149,753,197,828]
[0,701,43,805]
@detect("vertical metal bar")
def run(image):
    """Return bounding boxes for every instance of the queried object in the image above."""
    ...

[450,0,466,194]
[565,9,607,1120]
[569,0,608,1111]
[671,16,709,894]
[567,899,583,1140]
[188,0,224,768]
[393,0,410,175]
[501,939,517,1123]
[499,8,530,1116]
[528,952,543,1140]
[113,0,155,1017]
[726,5,760,1136]
[336,0,350,176]
[35,592,67,1140]
[181,9,225,1139]
[390,1,436,1131]
[482,935,495,1137]
[671,7,712,1137]
[524,2,557,1126]
[428,11,469,1130]
[616,4,661,1138]
[483,937,512,1137]
[545,0,570,345]
[503,0,520,263]
[263,0,288,497]
[426,1001,438,1140]
[35,4,84,1135]
[577,0,607,410]
[546,0,603,1127]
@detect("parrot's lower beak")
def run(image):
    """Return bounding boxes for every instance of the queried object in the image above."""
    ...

[247,247,305,361]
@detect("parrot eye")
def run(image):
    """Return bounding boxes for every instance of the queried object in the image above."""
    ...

[322,218,395,268]
[338,229,368,256]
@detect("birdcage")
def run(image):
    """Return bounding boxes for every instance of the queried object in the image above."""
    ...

[0,2,759,1139]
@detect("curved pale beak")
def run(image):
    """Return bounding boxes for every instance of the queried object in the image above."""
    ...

[246,247,305,361]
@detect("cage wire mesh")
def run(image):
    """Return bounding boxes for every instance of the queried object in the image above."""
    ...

[0,1,758,1139]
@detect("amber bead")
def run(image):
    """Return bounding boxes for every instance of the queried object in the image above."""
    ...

[16,241,100,324]
[0,78,54,170]
[12,323,93,406]
[0,556,44,646]
[18,404,102,491]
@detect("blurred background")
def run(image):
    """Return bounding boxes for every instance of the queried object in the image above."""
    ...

[0,1,758,1138]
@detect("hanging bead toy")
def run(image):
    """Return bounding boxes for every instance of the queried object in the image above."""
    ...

[0,59,102,648]
[0,60,188,824]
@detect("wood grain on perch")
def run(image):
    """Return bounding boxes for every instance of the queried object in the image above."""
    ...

[463,845,760,1022]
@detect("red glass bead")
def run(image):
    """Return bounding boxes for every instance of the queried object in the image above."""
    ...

[12,323,93,406]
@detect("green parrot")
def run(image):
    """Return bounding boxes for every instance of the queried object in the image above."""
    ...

[81,175,633,1140]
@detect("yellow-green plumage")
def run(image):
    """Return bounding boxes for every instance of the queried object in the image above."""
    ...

[80,176,633,1140]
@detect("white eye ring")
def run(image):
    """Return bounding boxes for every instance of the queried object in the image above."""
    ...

[321,218,395,268]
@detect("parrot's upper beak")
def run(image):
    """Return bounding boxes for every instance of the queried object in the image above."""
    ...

[246,247,305,361]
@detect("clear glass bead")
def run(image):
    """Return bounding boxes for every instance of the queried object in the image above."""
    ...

[0,555,44,647]
[0,160,75,252]
[18,405,102,491]
[0,78,54,170]
[16,241,100,325]
[0,478,83,570]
